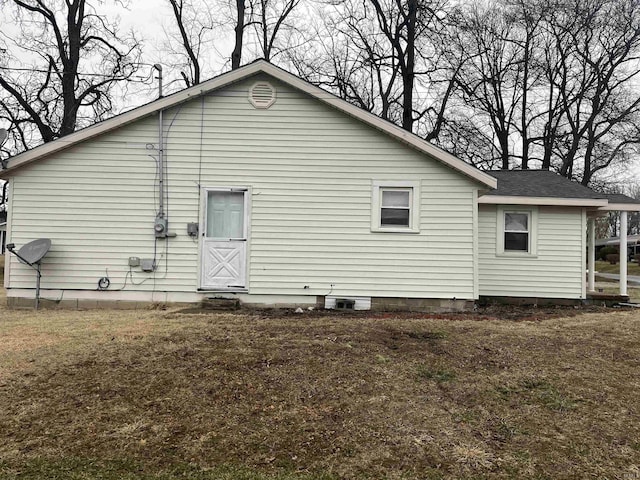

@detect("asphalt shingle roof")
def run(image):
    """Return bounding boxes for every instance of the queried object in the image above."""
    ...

[602,193,640,205]
[485,170,607,199]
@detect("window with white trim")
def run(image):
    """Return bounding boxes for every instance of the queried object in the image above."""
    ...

[371,181,420,233]
[497,206,537,255]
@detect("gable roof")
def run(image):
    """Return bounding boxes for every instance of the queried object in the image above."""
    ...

[0,60,496,188]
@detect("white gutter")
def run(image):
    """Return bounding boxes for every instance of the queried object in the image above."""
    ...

[478,195,608,207]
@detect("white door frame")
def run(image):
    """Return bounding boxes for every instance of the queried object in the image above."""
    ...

[199,186,251,291]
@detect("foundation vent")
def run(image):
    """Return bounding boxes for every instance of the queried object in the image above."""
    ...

[249,81,276,109]
[325,296,371,311]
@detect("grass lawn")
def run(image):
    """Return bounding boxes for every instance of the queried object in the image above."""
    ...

[595,259,640,276]
[1,302,640,479]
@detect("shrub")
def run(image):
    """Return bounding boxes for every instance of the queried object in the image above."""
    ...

[599,246,618,261]
[606,253,620,265]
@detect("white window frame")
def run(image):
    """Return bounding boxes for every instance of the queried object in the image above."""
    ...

[371,180,420,233]
[496,206,538,256]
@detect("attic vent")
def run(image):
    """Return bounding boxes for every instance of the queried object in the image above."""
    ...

[249,81,276,109]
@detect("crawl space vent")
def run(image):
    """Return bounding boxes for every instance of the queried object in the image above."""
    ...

[249,81,276,109]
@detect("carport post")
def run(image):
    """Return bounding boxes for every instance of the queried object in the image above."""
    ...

[588,218,595,292]
[620,211,627,296]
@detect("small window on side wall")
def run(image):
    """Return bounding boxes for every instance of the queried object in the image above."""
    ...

[371,181,420,233]
[497,206,537,256]
[381,189,411,227]
[504,212,529,251]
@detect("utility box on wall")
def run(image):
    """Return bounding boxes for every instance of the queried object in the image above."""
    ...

[141,258,156,272]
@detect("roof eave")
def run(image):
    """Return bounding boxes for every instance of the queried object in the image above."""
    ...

[597,203,640,212]
[478,195,608,207]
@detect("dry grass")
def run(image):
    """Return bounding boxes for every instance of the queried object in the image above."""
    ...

[1,302,640,479]
[596,259,640,276]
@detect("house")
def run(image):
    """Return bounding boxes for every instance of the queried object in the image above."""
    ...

[596,234,640,260]
[1,61,639,310]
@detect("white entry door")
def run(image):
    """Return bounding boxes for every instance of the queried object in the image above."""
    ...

[200,188,248,289]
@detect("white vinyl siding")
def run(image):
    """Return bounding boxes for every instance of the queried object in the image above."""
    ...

[6,74,480,300]
[478,204,585,299]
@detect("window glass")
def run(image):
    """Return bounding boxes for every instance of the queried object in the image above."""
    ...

[207,191,244,238]
[505,213,528,232]
[505,232,528,251]
[381,208,410,226]
[380,188,411,227]
[504,212,529,251]
[382,190,410,208]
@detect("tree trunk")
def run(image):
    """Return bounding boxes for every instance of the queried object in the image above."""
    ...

[401,0,417,132]
[61,0,84,136]
[520,35,530,170]
[232,0,245,69]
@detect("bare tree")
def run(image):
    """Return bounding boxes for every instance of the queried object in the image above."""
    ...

[169,0,301,71]
[0,0,141,151]
[451,2,525,170]
[443,0,640,184]
[166,0,217,86]
[289,0,459,138]
[550,0,640,185]
[247,0,302,62]
[367,0,418,131]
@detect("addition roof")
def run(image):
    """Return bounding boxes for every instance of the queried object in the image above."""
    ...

[485,170,607,199]
[0,60,496,188]
[480,170,640,210]
[602,193,640,205]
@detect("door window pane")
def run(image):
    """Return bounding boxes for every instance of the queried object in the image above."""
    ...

[207,191,244,238]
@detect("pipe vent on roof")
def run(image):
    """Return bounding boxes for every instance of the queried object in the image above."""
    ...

[249,81,276,109]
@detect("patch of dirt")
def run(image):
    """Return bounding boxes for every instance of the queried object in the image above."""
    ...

[173,303,614,322]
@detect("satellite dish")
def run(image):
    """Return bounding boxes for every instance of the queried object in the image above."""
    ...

[0,128,7,145]
[16,238,51,265]
[6,238,52,309]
